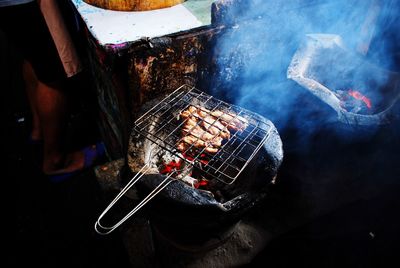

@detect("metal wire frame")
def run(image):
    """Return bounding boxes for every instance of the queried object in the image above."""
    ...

[133,84,273,184]
[94,85,273,235]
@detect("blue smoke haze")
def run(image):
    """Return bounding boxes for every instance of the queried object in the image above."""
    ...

[211,0,400,140]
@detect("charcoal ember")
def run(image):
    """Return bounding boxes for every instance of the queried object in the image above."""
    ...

[336,90,373,114]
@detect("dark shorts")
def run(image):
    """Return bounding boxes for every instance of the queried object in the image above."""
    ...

[0,1,66,85]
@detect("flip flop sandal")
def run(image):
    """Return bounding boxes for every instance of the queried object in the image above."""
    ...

[48,142,106,183]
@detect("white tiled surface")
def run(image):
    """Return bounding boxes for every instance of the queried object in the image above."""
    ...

[70,0,203,46]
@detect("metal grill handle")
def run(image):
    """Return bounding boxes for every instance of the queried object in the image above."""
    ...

[94,163,177,235]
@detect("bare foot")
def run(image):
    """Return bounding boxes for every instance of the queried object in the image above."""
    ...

[43,144,104,176]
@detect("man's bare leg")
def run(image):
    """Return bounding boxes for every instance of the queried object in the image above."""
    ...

[35,79,68,173]
[24,62,99,175]
[22,61,41,141]
[36,80,91,175]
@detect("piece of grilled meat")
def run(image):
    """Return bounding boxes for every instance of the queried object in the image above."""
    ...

[177,106,248,154]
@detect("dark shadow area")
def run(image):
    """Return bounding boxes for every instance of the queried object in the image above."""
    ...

[242,92,400,267]
[1,26,130,266]
[6,79,131,267]
[247,185,400,267]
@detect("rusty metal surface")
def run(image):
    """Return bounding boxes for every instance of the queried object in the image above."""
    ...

[86,36,131,159]
[127,26,223,113]
[81,12,224,159]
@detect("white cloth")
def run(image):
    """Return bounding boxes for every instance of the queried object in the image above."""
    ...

[39,0,82,77]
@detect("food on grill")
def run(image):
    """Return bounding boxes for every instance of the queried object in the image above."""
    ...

[210,110,248,132]
[180,106,197,118]
[201,114,231,139]
[182,118,215,141]
[177,106,248,154]
[177,135,220,153]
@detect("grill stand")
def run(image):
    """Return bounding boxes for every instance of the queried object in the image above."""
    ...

[95,85,279,235]
[92,85,283,266]
[94,159,275,268]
